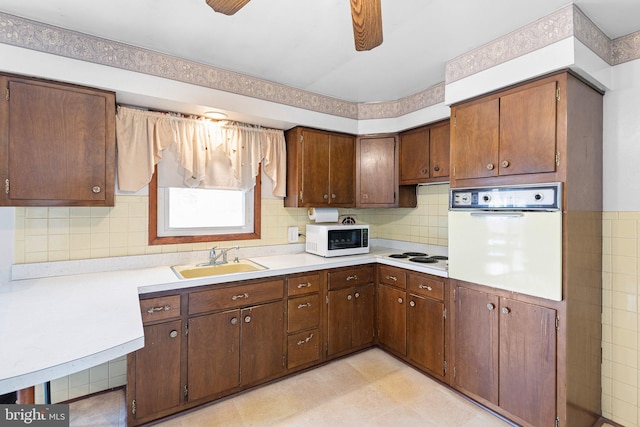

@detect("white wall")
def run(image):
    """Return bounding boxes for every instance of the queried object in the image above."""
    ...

[603,59,640,211]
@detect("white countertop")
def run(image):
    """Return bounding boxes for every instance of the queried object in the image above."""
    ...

[0,243,447,395]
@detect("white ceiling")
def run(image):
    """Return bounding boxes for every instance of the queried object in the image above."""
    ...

[0,0,639,103]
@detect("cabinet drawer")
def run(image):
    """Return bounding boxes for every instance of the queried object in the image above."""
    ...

[188,279,284,315]
[328,265,374,290]
[408,274,444,301]
[287,294,320,333]
[378,266,407,289]
[140,295,181,324]
[287,273,320,296]
[287,329,320,369]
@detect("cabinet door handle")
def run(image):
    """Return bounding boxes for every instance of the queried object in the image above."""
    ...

[92,186,101,194]
[231,293,249,301]
[501,160,510,168]
[486,163,495,170]
[297,282,312,289]
[244,315,252,323]
[346,275,358,281]
[409,301,416,307]
[296,333,314,346]
[354,292,360,299]
[487,303,495,311]
[386,275,397,282]
[324,194,329,199]
[501,307,511,315]
[347,294,353,301]
[418,284,433,291]
[297,302,312,309]
[169,330,178,338]
[332,194,336,199]
[230,317,238,325]
[397,298,403,304]
[147,304,171,315]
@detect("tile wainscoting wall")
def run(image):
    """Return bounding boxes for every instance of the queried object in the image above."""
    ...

[14,184,449,403]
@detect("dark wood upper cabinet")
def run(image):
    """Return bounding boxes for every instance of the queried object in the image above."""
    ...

[284,127,355,207]
[356,135,398,207]
[0,73,115,206]
[399,120,450,184]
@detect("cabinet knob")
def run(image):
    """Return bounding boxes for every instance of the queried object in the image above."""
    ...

[354,292,360,299]
[244,315,252,323]
[501,307,511,315]
[324,194,329,199]
[332,194,336,199]
[397,298,403,304]
[486,163,495,170]
[421,168,427,175]
[433,165,440,172]
[487,303,495,311]
[409,301,416,307]
[501,160,510,168]
[230,317,238,325]
[169,330,178,338]
[92,186,101,194]
[347,294,353,301]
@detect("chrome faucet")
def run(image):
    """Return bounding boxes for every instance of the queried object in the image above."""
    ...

[207,246,239,265]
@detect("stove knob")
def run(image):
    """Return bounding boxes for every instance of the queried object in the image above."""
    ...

[534,193,543,201]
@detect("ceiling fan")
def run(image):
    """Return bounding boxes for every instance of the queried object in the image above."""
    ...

[204,0,383,51]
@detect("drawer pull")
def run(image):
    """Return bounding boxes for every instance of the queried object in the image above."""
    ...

[297,333,314,346]
[386,275,397,282]
[297,282,313,289]
[297,302,312,309]
[147,304,171,315]
[418,285,433,291]
[231,293,249,301]
[346,275,358,281]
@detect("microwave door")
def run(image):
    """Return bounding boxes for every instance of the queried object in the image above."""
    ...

[448,210,562,301]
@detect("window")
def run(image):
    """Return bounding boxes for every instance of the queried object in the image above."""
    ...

[148,168,261,245]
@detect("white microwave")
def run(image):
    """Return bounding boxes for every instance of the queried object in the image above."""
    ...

[305,224,370,257]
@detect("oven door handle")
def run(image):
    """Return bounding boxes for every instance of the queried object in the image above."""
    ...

[469,212,524,218]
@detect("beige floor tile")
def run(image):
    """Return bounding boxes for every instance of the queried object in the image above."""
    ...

[69,349,513,427]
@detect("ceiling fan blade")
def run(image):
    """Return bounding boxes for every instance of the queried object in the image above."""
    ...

[350,0,383,51]
[205,0,252,15]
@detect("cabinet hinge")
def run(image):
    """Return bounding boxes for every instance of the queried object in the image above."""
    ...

[555,152,560,166]
[299,191,303,202]
[556,316,560,330]
[300,134,304,143]
[326,295,329,305]
[556,88,560,101]
[443,308,447,319]
[185,324,189,336]
[555,416,560,427]
[393,191,396,202]
[131,399,136,415]
[184,385,188,401]
[452,165,456,177]
[453,366,456,379]
[453,288,456,301]
[443,360,447,374]
[453,115,456,127]
[4,88,8,101]
[4,179,8,195]
[282,354,286,368]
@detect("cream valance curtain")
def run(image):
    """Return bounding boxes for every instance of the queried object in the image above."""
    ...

[115,106,286,196]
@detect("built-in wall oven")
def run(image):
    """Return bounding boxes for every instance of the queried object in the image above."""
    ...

[448,183,562,301]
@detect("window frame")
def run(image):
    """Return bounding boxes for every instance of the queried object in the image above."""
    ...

[148,166,262,245]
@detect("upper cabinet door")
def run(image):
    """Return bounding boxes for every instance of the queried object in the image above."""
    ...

[451,98,500,180]
[399,127,429,184]
[328,133,356,206]
[499,80,557,176]
[1,75,115,206]
[356,135,397,207]
[429,121,450,179]
[300,129,331,206]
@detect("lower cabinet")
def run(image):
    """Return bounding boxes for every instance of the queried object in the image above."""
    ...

[452,281,557,427]
[377,283,407,355]
[326,266,375,358]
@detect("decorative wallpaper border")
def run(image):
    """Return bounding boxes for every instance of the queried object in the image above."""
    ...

[1,6,638,119]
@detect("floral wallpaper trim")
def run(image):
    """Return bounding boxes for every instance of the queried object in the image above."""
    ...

[445,5,575,84]
[357,82,445,120]
[572,6,611,64]
[612,30,640,65]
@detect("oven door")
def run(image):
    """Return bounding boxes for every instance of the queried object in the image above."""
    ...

[448,210,562,301]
